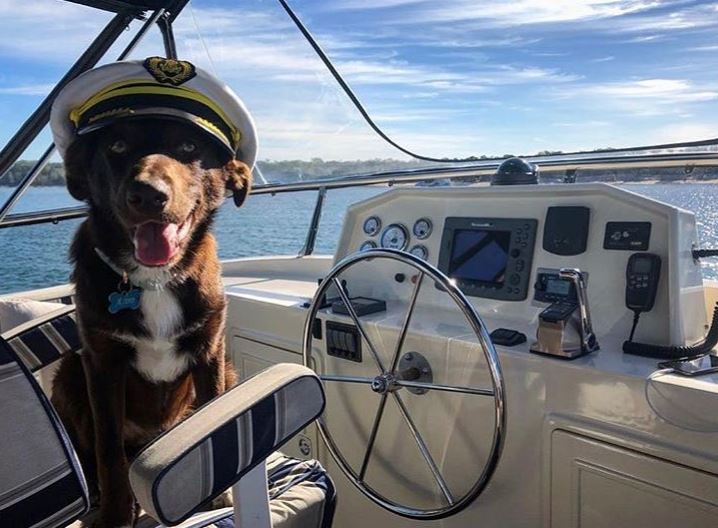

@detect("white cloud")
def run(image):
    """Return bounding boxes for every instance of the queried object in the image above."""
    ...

[360,0,665,26]
[579,79,718,103]
[0,0,114,59]
[173,5,580,97]
[554,120,611,127]
[332,0,428,9]
[0,84,54,96]
[550,78,718,119]
[610,3,718,32]
[650,123,718,144]
[624,34,664,43]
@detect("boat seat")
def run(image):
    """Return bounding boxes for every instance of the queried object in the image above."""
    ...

[0,301,335,528]
[0,305,90,528]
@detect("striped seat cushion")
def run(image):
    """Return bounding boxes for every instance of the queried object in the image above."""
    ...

[0,336,89,528]
[130,364,326,526]
[134,453,335,528]
[1,305,80,373]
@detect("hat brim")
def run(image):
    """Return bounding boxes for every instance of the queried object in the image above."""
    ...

[77,107,236,157]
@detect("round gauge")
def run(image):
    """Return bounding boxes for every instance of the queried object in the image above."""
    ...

[363,216,382,236]
[409,244,428,260]
[380,224,409,250]
[413,218,433,239]
[359,240,377,252]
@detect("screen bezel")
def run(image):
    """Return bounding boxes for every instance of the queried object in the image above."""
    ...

[438,217,538,302]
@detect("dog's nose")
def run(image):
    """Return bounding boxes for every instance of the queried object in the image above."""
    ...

[127,182,169,215]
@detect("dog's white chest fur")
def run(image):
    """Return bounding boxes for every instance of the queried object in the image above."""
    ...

[130,287,191,383]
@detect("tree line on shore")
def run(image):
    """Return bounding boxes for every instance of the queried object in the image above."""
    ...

[3,156,718,186]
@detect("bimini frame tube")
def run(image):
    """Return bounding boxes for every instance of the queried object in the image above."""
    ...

[0,11,137,183]
[0,9,170,223]
[0,8,168,224]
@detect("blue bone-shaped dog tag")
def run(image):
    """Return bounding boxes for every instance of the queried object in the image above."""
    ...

[108,288,142,314]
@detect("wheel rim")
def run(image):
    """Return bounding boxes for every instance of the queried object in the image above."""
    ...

[303,248,507,520]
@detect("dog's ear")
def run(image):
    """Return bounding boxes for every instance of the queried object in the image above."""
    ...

[63,139,91,202]
[224,159,253,207]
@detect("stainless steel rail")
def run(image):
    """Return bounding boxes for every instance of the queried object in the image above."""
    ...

[255,150,718,194]
[2,148,716,230]
[298,186,326,256]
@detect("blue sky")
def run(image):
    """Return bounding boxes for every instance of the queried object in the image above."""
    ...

[1,0,718,161]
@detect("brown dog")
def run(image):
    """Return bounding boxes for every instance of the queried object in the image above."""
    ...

[51,118,250,527]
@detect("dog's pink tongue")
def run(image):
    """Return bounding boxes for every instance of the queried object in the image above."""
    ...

[133,222,178,266]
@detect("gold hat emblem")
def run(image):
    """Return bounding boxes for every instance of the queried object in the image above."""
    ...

[143,57,197,86]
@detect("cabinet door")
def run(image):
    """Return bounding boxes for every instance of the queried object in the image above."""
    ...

[231,336,318,461]
[550,430,718,528]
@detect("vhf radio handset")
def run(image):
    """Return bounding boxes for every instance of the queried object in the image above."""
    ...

[623,252,718,360]
[624,253,661,343]
[625,253,661,314]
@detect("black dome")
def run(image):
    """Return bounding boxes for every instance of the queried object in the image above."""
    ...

[491,157,539,186]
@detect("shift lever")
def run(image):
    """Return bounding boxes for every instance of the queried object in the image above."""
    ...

[559,268,599,354]
[530,268,599,359]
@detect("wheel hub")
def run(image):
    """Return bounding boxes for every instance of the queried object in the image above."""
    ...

[371,373,398,394]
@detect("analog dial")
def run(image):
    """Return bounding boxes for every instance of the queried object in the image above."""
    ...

[413,218,433,239]
[380,224,409,250]
[360,240,377,252]
[363,216,382,236]
[409,244,428,260]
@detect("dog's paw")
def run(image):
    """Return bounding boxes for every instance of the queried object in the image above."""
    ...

[83,500,138,528]
[82,521,132,528]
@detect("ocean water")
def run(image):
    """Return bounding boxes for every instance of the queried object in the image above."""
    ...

[1,183,717,294]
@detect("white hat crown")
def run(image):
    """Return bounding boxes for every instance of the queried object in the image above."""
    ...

[50,57,258,169]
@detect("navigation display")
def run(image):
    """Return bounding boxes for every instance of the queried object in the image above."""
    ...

[438,217,538,301]
[448,229,511,285]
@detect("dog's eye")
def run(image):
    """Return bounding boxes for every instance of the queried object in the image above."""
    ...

[178,141,196,154]
[108,140,127,154]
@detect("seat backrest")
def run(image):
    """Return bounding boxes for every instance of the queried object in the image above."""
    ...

[0,320,89,528]
[129,363,326,526]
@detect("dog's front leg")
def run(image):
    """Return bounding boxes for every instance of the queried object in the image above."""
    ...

[82,339,135,528]
[191,339,227,406]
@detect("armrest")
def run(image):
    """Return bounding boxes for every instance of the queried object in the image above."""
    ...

[129,363,325,526]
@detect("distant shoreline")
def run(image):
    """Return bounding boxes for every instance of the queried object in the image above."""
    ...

[5,158,718,187]
[5,180,718,188]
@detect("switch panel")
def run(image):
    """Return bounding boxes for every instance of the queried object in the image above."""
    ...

[326,321,362,362]
[604,221,651,251]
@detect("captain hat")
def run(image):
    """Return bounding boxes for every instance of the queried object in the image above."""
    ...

[50,57,257,168]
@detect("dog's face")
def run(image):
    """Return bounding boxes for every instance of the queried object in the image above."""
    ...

[64,118,251,267]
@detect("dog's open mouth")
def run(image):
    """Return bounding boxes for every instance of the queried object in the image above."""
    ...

[132,217,192,267]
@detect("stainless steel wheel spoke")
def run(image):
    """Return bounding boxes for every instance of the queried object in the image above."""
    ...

[393,393,455,505]
[393,379,494,396]
[358,393,388,481]
[320,374,374,385]
[332,277,386,372]
[389,271,424,373]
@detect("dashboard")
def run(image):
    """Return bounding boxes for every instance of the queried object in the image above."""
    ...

[334,183,706,347]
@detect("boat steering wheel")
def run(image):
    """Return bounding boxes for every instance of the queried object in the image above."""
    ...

[303,248,507,520]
